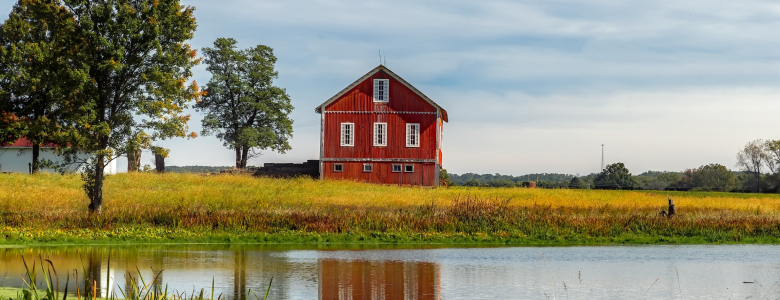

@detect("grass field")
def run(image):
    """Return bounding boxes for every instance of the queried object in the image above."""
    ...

[2,172,780,245]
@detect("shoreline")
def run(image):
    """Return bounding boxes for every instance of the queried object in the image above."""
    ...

[3,230,780,247]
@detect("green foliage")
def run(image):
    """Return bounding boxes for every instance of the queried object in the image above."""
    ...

[690,164,736,192]
[463,178,481,187]
[636,171,681,190]
[439,168,454,186]
[594,162,639,190]
[569,177,587,189]
[52,0,203,212]
[195,38,293,168]
[0,0,89,172]
[485,179,515,187]
[449,172,576,187]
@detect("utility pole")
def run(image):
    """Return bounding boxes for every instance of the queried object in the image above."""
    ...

[601,144,605,171]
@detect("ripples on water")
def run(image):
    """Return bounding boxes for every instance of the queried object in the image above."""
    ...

[1,244,779,299]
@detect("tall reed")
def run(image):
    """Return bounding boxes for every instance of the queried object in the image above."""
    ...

[9,258,272,300]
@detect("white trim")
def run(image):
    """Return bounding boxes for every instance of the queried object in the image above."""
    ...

[333,163,344,172]
[391,164,402,173]
[340,123,354,147]
[404,164,415,173]
[319,108,324,180]
[406,123,420,148]
[373,122,387,147]
[373,79,389,103]
[363,163,373,172]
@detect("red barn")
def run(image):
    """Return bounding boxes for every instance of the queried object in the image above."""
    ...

[315,65,448,186]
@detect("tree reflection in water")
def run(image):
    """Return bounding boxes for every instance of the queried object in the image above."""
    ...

[0,246,441,300]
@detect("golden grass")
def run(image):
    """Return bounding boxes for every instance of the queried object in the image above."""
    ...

[1,172,777,213]
[2,172,780,244]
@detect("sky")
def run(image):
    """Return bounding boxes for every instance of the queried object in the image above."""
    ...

[2,0,780,176]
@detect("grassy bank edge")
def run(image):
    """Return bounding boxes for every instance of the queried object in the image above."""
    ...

[3,230,780,246]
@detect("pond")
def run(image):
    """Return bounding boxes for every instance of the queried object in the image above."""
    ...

[1,244,779,299]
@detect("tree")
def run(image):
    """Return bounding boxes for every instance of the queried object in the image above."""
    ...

[195,38,293,168]
[594,162,638,190]
[0,0,89,173]
[569,177,586,189]
[736,139,767,193]
[439,168,454,187]
[764,140,780,173]
[690,164,736,192]
[463,179,481,187]
[60,0,202,213]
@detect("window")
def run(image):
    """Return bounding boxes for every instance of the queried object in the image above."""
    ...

[392,164,402,172]
[333,164,343,172]
[340,123,354,146]
[404,164,414,173]
[363,164,373,172]
[373,79,389,102]
[406,123,420,147]
[373,123,387,146]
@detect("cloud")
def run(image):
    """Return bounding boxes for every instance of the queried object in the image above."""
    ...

[4,0,780,174]
[441,87,780,175]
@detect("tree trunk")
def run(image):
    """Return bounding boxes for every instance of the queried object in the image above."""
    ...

[31,144,40,174]
[88,156,105,214]
[127,147,141,172]
[235,147,241,168]
[155,154,165,172]
[240,146,249,169]
[86,250,102,299]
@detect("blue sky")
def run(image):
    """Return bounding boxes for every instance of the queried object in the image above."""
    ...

[3,0,780,175]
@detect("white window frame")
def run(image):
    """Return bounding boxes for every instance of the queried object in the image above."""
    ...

[404,164,414,173]
[373,79,389,103]
[333,164,343,172]
[373,122,387,147]
[363,163,373,172]
[392,164,402,173]
[406,123,420,148]
[340,123,354,147]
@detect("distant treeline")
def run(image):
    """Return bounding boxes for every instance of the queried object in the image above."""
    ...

[448,173,577,188]
[445,167,779,193]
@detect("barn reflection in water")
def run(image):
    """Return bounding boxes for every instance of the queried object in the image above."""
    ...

[319,259,439,300]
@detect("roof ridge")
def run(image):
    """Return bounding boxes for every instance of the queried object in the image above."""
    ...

[314,65,448,122]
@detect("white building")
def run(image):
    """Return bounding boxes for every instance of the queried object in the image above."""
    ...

[0,138,117,174]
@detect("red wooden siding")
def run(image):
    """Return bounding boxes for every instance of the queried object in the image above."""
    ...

[320,68,443,186]
[323,162,438,186]
[324,71,436,113]
[323,113,437,159]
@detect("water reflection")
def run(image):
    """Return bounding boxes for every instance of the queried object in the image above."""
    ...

[2,245,441,300]
[319,260,439,300]
[2,244,780,299]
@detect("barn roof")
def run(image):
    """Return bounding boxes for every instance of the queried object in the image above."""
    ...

[315,65,449,122]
